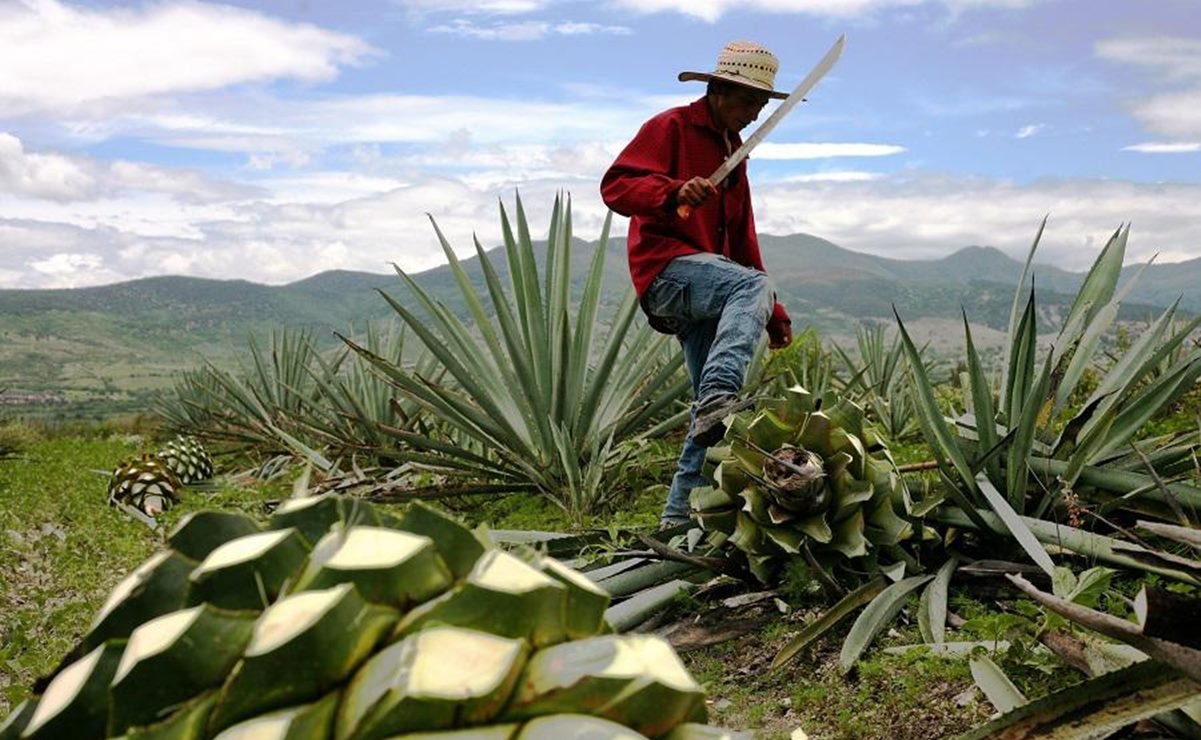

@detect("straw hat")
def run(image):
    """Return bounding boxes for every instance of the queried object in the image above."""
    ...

[678,40,788,100]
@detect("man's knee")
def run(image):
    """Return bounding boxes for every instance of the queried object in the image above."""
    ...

[736,270,773,321]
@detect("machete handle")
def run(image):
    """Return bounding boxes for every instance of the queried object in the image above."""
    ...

[676,203,693,220]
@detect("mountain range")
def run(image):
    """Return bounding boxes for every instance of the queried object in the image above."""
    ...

[2,233,1195,416]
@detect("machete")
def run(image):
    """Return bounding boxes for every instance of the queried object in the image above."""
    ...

[678,34,846,220]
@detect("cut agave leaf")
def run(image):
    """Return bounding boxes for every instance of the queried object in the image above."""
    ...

[390,501,486,580]
[269,494,380,547]
[395,549,568,647]
[210,583,396,732]
[109,604,254,733]
[663,723,737,740]
[211,691,338,740]
[123,691,217,739]
[188,528,311,610]
[0,698,36,740]
[21,641,124,739]
[535,555,611,640]
[292,525,453,608]
[168,511,261,562]
[385,726,518,740]
[504,634,707,737]
[336,626,528,739]
[85,550,196,649]
[516,714,649,739]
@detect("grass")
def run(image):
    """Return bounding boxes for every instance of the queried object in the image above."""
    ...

[0,429,290,714]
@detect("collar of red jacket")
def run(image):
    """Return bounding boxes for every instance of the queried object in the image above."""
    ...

[683,96,744,146]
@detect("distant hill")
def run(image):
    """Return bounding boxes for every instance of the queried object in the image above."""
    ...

[1,233,1193,417]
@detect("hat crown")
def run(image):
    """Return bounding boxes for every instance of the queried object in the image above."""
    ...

[713,40,780,92]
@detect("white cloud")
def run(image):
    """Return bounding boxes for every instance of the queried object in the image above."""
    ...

[751,175,1201,271]
[29,252,103,276]
[0,133,262,204]
[429,19,630,39]
[1096,37,1201,82]
[777,171,883,182]
[0,0,375,114]
[607,0,1037,22]
[1015,124,1044,138]
[0,132,95,200]
[755,142,906,159]
[399,0,550,14]
[1123,142,1201,154]
[1097,36,1201,138]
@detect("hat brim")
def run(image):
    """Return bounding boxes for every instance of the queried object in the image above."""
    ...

[678,71,788,100]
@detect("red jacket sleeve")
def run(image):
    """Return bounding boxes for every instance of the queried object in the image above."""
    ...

[600,114,686,218]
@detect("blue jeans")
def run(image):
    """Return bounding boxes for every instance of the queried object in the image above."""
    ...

[642,253,773,521]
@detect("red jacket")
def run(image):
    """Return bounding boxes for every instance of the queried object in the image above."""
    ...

[600,96,790,328]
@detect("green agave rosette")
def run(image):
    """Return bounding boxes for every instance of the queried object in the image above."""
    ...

[209,583,396,732]
[188,528,310,610]
[336,626,528,739]
[503,634,706,737]
[85,550,197,650]
[211,691,339,740]
[697,386,912,579]
[108,604,255,733]
[516,714,649,739]
[395,550,568,647]
[291,525,453,608]
[168,511,261,562]
[20,641,125,739]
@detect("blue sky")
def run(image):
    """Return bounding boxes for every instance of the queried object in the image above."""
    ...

[2,0,1200,288]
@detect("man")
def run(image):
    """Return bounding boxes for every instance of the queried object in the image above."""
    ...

[601,40,793,528]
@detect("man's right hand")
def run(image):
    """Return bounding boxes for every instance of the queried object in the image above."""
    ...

[676,177,717,207]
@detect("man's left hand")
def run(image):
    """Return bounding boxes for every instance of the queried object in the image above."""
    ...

[768,319,792,349]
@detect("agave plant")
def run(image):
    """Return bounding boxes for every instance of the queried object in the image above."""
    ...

[689,385,916,585]
[898,222,1201,576]
[1,497,728,739]
[341,194,690,522]
[834,323,926,443]
[154,325,430,467]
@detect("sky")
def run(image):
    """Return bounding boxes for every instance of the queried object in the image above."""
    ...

[2,0,1200,289]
